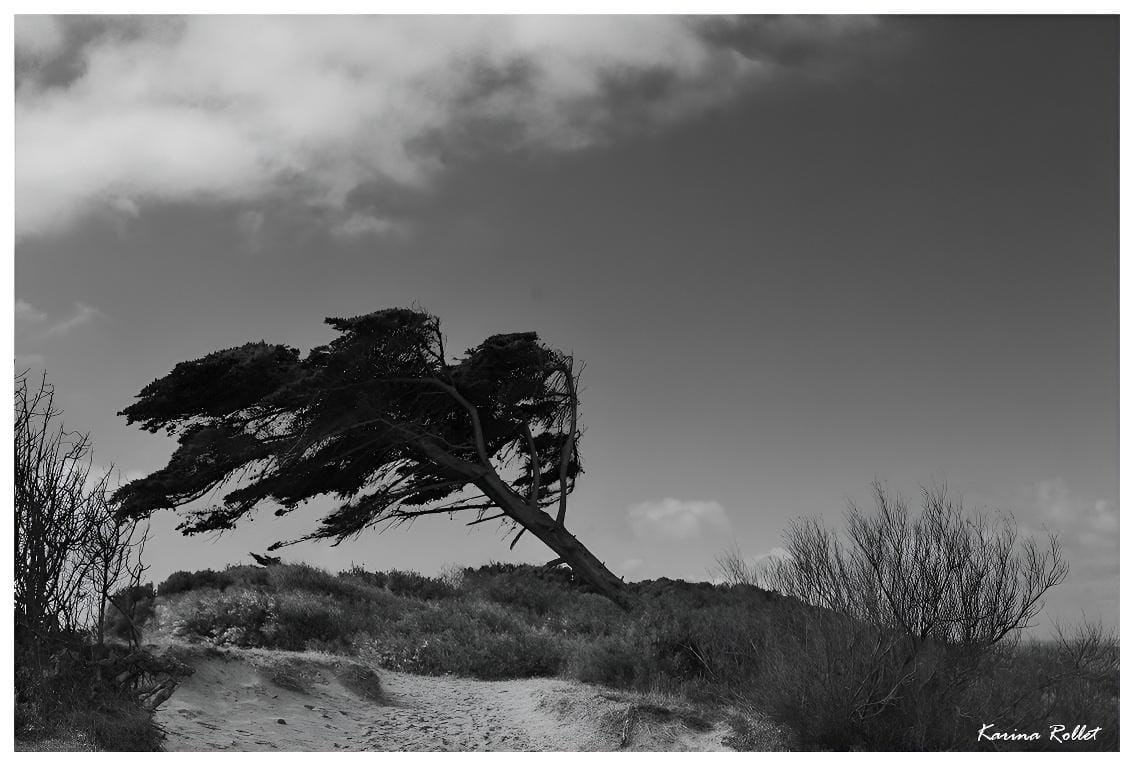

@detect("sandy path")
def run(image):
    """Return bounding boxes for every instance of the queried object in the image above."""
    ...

[156,648,649,751]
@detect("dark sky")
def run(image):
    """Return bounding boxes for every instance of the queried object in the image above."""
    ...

[13,16,1118,631]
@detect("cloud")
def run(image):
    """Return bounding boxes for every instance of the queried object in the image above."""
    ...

[14,15,66,61]
[1032,477,1118,552]
[44,303,103,337]
[709,544,791,584]
[15,299,104,339]
[15,299,47,323]
[331,212,406,241]
[15,15,882,239]
[748,546,791,566]
[628,498,730,539]
[1026,478,1118,626]
[235,210,267,251]
[84,464,150,496]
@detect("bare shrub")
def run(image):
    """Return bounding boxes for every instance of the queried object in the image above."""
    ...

[15,371,150,650]
[1017,620,1118,748]
[743,482,1076,749]
[88,509,150,647]
[16,371,107,644]
[762,483,1068,645]
[14,371,163,748]
[713,544,762,588]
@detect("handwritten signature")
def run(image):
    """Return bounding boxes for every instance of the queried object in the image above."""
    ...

[978,724,1103,743]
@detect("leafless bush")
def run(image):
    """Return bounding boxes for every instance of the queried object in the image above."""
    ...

[88,509,150,647]
[16,371,103,642]
[762,482,1068,647]
[713,544,762,588]
[15,370,148,650]
[1054,618,1119,682]
[15,371,163,747]
[728,482,1083,749]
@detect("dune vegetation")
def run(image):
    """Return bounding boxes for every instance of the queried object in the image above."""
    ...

[140,553,1117,751]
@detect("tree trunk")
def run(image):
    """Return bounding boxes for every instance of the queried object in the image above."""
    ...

[414,440,633,610]
[477,474,632,610]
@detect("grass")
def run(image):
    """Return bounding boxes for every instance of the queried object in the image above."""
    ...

[334,663,385,703]
[258,658,312,693]
[145,561,1119,751]
[15,637,186,751]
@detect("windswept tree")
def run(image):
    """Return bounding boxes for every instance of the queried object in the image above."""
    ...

[113,308,629,606]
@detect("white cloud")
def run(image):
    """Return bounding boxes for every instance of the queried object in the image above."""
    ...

[15,299,47,323]
[331,212,406,241]
[628,498,730,539]
[1027,478,1119,629]
[710,544,791,585]
[15,299,104,339]
[109,195,140,219]
[83,464,150,497]
[45,303,103,337]
[748,547,791,566]
[15,15,881,239]
[1033,477,1118,550]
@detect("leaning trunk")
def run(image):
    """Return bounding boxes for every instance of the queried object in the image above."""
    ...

[478,475,632,610]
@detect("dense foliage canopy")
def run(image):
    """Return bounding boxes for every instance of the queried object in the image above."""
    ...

[114,308,582,551]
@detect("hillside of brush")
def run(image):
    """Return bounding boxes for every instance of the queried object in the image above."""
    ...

[136,562,1118,751]
[144,562,791,695]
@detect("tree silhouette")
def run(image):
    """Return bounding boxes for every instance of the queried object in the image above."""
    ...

[113,308,628,606]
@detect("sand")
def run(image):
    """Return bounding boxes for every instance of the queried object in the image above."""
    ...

[154,645,750,751]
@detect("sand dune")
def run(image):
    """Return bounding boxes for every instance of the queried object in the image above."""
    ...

[155,645,746,752]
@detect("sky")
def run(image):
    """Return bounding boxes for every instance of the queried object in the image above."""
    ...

[13,15,1118,632]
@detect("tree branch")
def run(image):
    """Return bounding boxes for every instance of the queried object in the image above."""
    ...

[521,421,539,509]
[466,512,508,526]
[384,377,491,467]
[556,357,577,525]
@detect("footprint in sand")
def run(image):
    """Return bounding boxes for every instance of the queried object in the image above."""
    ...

[156,645,749,751]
